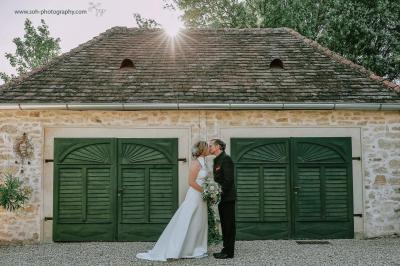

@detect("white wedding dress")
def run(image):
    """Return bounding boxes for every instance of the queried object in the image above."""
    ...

[136,157,208,261]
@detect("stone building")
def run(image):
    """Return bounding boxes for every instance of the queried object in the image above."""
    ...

[0,27,399,244]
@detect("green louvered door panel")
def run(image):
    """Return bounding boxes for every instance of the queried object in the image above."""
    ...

[232,139,291,240]
[292,138,353,239]
[231,137,353,240]
[53,139,117,241]
[117,139,178,241]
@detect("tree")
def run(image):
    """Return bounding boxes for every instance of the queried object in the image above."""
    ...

[318,0,399,81]
[0,19,61,83]
[168,0,251,28]
[133,13,161,29]
[166,0,400,81]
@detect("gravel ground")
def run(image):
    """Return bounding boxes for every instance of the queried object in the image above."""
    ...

[1,239,400,266]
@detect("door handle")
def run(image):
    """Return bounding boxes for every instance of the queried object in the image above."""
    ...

[294,186,301,190]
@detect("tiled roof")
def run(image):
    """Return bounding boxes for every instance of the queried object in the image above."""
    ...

[0,27,399,104]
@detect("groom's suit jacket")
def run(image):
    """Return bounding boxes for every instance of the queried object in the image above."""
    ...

[213,151,236,202]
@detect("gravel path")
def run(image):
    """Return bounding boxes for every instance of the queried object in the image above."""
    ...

[1,239,400,266]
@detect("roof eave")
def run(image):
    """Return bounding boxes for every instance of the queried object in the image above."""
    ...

[0,103,399,111]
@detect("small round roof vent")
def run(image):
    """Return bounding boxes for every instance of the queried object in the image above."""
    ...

[120,58,135,69]
[270,58,284,69]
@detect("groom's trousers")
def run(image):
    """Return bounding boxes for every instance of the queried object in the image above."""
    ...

[218,201,236,256]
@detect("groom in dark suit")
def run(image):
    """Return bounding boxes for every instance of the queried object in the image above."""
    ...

[209,139,236,259]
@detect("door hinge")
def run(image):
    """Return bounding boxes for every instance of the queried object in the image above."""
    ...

[178,158,187,162]
[44,217,53,221]
[44,159,54,163]
[353,213,363,217]
[352,157,361,161]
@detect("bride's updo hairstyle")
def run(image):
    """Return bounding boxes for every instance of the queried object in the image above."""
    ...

[191,141,208,158]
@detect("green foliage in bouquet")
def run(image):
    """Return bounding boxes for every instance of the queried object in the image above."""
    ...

[202,176,223,245]
[0,174,31,211]
[207,203,222,245]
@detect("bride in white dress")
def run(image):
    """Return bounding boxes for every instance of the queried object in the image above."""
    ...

[136,141,209,261]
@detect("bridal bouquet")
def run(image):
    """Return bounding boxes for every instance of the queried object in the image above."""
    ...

[201,177,222,205]
[201,177,222,245]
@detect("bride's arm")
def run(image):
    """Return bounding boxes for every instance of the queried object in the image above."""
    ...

[188,160,203,193]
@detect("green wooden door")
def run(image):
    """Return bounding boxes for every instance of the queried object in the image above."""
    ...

[292,138,353,239]
[232,138,291,240]
[53,138,178,242]
[53,138,117,241]
[117,139,178,241]
[232,137,353,240]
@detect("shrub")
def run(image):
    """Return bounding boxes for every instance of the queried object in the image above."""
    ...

[0,174,31,211]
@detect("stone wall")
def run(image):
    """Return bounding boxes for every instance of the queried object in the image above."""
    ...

[0,109,399,243]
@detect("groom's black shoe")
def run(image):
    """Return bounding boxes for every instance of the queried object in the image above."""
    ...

[213,252,233,259]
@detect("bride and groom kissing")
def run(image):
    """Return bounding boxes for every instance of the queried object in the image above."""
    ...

[136,139,236,261]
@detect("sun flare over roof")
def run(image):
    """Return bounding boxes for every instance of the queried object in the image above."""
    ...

[162,16,184,37]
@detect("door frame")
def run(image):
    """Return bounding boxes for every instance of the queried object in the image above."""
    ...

[221,127,363,239]
[42,126,190,243]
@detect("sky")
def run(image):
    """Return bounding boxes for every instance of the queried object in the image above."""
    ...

[0,0,183,84]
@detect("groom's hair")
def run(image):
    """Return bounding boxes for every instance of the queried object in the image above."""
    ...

[210,139,226,151]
